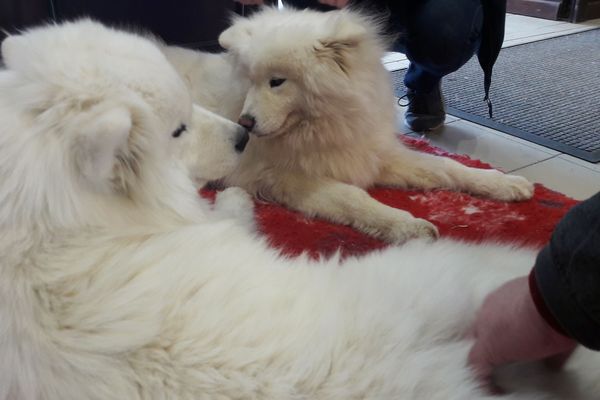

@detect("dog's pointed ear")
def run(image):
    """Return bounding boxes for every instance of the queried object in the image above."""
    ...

[327,11,368,45]
[1,35,27,70]
[74,106,133,186]
[219,20,253,52]
[315,12,367,73]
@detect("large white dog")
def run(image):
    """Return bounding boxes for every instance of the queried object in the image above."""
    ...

[204,8,536,244]
[0,20,598,400]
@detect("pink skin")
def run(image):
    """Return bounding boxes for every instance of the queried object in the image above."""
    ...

[235,0,350,7]
[468,276,577,390]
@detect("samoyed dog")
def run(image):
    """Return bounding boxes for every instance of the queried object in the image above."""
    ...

[1,19,599,400]
[211,8,535,244]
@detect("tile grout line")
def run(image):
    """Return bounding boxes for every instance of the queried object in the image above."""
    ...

[444,119,462,125]
[507,154,561,174]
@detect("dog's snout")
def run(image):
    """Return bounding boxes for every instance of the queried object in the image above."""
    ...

[238,114,256,132]
[234,127,250,153]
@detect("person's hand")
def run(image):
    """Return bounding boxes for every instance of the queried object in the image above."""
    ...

[235,0,264,5]
[317,0,350,7]
[467,276,577,389]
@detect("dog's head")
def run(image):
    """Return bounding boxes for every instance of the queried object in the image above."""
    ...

[0,20,247,227]
[219,8,388,139]
[178,104,248,185]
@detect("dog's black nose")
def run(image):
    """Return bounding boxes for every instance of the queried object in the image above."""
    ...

[235,127,250,153]
[238,114,256,132]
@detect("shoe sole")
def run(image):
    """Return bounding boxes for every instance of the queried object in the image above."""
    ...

[403,116,444,133]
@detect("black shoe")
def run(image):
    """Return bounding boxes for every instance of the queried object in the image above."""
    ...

[401,84,446,132]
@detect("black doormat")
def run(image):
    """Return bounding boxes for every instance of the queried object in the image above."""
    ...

[391,29,600,163]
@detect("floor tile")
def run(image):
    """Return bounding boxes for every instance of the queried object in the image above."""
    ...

[502,15,600,48]
[443,114,460,123]
[556,154,600,173]
[466,126,561,157]
[503,26,600,47]
[413,119,557,172]
[504,14,568,40]
[384,60,410,71]
[512,157,600,200]
[383,52,407,64]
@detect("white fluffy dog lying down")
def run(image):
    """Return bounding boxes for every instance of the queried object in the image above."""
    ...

[190,8,536,245]
[1,20,599,400]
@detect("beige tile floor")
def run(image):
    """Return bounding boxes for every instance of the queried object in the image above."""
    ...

[390,14,600,200]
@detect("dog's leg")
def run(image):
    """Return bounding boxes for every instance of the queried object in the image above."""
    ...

[269,173,438,243]
[377,148,534,201]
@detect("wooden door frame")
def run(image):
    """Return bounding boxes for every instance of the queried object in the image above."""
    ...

[507,0,600,21]
[507,0,569,20]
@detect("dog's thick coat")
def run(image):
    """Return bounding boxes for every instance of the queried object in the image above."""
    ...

[216,8,535,243]
[1,20,598,400]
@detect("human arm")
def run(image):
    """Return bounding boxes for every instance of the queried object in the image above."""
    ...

[468,191,600,386]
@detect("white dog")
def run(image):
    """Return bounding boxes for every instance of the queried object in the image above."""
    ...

[1,20,598,400]
[208,8,535,244]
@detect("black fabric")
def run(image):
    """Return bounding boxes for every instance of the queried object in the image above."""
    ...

[534,191,600,351]
[477,0,506,117]
[52,0,237,50]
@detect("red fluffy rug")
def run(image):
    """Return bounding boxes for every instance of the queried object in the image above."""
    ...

[201,136,578,259]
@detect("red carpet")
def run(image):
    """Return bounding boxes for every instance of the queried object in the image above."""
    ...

[202,136,579,259]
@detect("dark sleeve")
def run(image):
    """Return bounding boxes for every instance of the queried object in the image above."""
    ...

[534,191,600,350]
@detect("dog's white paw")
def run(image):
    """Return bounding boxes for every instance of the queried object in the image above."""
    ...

[485,171,535,202]
[213,187,256,228]
[383,217,439,244]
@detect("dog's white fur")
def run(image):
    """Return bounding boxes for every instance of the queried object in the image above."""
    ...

[209,8,535,244]
[162,45,249,123]
[1,20,599,400]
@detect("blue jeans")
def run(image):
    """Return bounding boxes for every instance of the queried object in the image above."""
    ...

[284,0,484,93]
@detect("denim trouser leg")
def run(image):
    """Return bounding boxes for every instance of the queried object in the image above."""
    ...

[395,0,483,93]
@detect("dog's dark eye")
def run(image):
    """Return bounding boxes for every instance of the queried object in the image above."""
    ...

[269,78,286,88]
[172,123,187,138]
